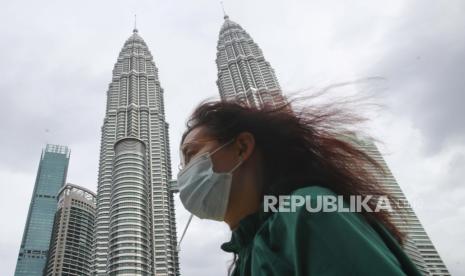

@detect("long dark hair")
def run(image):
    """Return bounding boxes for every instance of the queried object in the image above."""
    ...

[181,95,406,273]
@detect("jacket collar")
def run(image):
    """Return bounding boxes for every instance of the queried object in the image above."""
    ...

[221,201,273,253]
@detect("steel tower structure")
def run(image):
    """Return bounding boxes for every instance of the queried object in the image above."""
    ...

[354,137,450,276]
[215,15,449,276]
[93,28,179,276]
[216,14,285,108]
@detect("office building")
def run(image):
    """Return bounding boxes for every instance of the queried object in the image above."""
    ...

[93,28,179,276]
[216,14,285,108]
[215,15,450,276]
[44,183,96,276]
[14,144,70,276]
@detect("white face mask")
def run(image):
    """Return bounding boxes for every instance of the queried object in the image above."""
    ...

[176,139,243,251]
[177,139,243,221]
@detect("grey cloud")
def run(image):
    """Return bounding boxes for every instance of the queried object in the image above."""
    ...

[366,0,465,154]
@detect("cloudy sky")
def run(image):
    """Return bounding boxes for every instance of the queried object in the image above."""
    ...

[0,0,463,275]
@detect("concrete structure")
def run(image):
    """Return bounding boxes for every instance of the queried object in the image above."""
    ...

[93,28,179,276]
[44,184,96,276]
[14,144,70,276]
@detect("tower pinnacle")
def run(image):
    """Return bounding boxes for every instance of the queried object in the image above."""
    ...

[133,14,138,33]
[220,1,229,19]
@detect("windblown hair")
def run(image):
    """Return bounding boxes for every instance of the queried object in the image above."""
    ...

[181,96,406,248]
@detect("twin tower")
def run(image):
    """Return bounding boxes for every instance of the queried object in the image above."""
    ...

[93,15,285,276]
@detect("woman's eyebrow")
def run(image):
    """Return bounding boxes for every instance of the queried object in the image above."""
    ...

[180,142,197,155]
[181,138,213,155]
[180,144,190,155]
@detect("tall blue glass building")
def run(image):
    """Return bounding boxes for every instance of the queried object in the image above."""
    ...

[14,144,70,276]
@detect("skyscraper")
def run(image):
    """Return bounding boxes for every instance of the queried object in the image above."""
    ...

[216,14,285,108]
[45,183,96,276]
[93,28,179,276]
[215,15,450,276]
[14,144,70,276]
[354,137,450,276]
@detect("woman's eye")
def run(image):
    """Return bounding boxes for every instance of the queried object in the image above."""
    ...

[185,151,194,163]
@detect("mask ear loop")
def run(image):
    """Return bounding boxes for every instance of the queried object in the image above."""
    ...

[229,154,244,173]
[211,138,244,173]
[177,213,194,252]
[209,138,235,156]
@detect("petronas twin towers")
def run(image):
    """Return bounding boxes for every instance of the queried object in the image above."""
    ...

[93,14,449,276]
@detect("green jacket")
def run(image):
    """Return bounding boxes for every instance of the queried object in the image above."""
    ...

[221,186,423,276]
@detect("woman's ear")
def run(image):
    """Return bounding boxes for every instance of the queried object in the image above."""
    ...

[235,132,255,161]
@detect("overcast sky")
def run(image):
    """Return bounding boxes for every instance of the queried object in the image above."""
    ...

[0,0,463,275]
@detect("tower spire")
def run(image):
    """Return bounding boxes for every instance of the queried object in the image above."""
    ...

[220,1,229,19]
[133,14,138,33]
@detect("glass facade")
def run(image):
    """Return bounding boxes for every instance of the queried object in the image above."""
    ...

[14,144,70,276]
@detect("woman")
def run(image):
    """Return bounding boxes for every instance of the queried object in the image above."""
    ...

[176,98,422,276]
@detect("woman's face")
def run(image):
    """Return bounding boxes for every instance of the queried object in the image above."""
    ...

[180,125,262,228]
[180,126,241,174]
